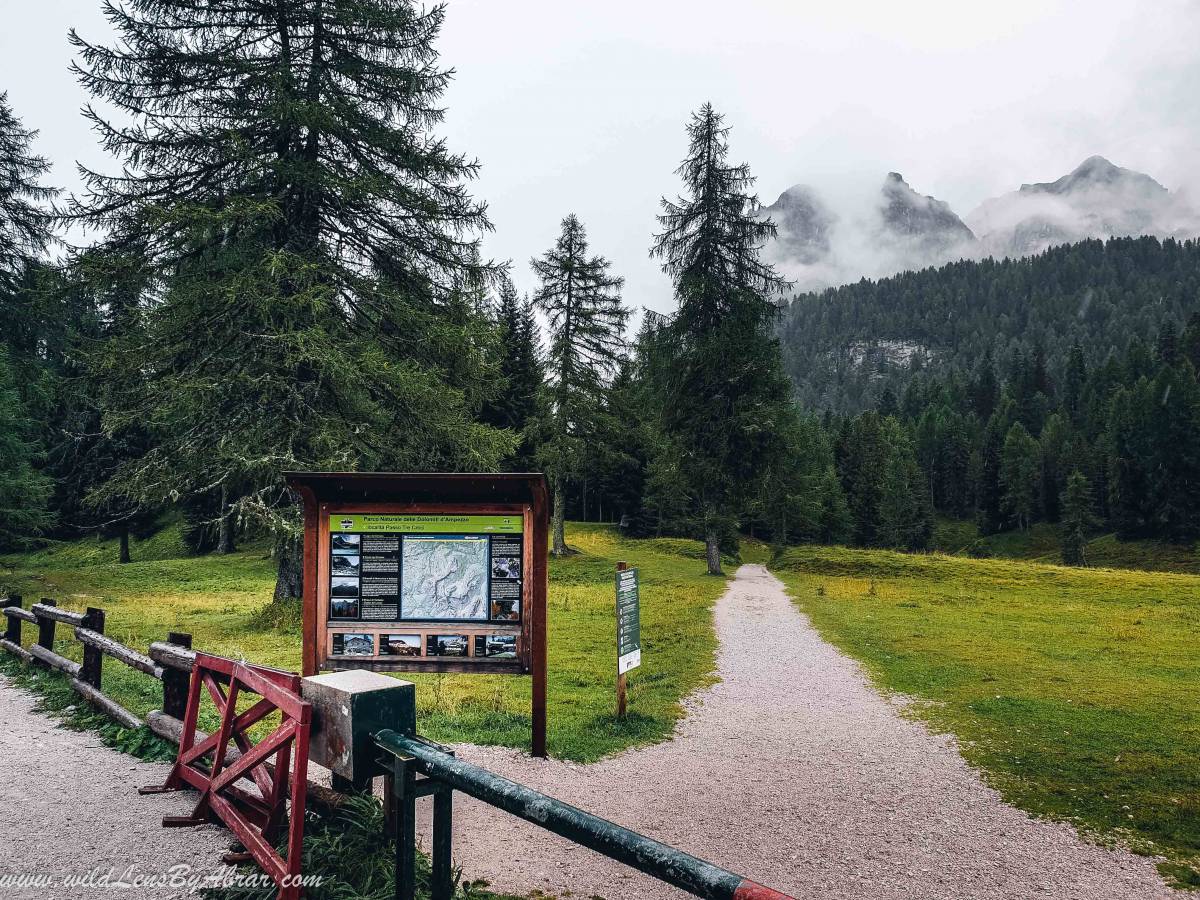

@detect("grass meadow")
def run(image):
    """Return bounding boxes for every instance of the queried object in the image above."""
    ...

[770,545,1200,887]
[0,522,727,762]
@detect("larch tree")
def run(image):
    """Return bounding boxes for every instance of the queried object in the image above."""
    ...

[531,214,627,556]
[65,0,513,595]
[651,103,792,575]
[0,92,53,299]
[0,93,55,546]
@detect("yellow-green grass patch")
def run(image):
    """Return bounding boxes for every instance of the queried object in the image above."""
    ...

[771,544,1200,886]
[1,522,727,762]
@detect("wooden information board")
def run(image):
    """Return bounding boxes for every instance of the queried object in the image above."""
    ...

[286,472,549,756]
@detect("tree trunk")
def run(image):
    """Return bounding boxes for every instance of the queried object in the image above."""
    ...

[705,528,723,576]
[217,483,235,555]
[273,535,304,602]
[552,475,567,557]
[118,526,131,564]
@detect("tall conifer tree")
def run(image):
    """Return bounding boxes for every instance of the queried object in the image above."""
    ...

[483,272,544,470]
[531,214,627,555]
[650,104,791,574]
[66,0,512,592]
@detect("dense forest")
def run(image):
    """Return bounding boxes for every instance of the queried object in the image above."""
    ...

[779,236,1200,412]
[2,0,1198,578]
[0,0,792,581]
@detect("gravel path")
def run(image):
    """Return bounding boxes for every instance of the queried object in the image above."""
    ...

[422,564,1172,900]
[0,676,230,898]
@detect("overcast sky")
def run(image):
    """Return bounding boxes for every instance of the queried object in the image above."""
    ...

[3,0,1199,313]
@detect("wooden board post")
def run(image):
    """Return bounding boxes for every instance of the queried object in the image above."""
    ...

[34,598,56,668]
[79,607,105,689]
[161,632,193,719]
[2,594,20,644]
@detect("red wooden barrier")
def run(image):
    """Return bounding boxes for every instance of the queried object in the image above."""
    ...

[142,653,312,900]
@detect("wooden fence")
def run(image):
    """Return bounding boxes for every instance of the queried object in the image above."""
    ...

[0,591,340,810]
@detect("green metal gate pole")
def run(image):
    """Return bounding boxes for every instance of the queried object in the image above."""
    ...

[392,758,417,900]
[431,785,453,900]
[375,730,794,900]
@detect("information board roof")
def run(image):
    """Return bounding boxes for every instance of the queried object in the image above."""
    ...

[285,472,548,506]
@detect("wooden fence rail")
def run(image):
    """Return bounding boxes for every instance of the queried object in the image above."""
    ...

[0,591,343,813]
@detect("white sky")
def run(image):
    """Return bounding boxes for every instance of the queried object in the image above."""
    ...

[3,0,1199,313]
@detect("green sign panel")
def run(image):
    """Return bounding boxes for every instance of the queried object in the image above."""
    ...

[331,513,522,534]
[616,568,641,674]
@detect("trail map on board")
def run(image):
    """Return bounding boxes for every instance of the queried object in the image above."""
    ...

[401,536,489,620]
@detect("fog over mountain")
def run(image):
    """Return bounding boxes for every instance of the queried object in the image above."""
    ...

[762,157,1200,293]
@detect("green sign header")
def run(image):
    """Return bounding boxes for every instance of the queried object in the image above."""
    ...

[329,513,522,534]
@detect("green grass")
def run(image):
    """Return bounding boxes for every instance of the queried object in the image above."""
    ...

[932,517,1200,575]
[0,522,728,762]
[770,544,1200,887]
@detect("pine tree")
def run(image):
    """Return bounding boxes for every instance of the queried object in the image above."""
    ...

[1000,422,1041,530]
[650,104,791,574]
[531,214,627,556]
[1149,361,1200,541]
[815,466,852,545]
[838,413,890,547]
[0,92,53,299]
[483,272,544,470]
[0,348,54,548]
[67,0,513,591]
[1060,469,1096,566]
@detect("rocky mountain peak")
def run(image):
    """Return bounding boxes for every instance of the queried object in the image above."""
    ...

[1019,155,1167,197]
[878,172,976,248]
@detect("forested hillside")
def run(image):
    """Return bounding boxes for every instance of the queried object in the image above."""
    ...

[779,236,1200,412]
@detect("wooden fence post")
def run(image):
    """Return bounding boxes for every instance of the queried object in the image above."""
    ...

[79,607,105,689]
[161,631,192,719]
[2,594,20,645]
[34,599,56,668]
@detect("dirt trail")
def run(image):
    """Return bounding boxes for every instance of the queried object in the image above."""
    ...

[422,564,1171,900]
[0,677,229,898]
[0,565,1173,899]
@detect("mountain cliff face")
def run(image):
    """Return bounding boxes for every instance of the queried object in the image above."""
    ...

[877,172,976,262]
[757,184,836,265]
[763,157,1200,292]
[965,156,1189,257]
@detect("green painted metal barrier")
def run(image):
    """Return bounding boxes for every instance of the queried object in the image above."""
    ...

[374,728,794,900]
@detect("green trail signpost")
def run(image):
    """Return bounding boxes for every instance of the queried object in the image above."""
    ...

[615,562,641,717]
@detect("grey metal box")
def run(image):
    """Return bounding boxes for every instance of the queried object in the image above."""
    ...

[302,670,416,782]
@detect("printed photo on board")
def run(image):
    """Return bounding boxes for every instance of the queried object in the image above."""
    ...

[331,533,360,554]
[329,597,359,619]
[474,634,517,658]
[331,632,374,656]
[491,556,520,579]
[382,634,422,656]
[330,575,359,598]
[426,634,469,657]
[490,598,519,621]
[331,554,360,576]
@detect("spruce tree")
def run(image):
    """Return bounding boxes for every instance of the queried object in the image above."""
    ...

[483,272,544,470]
[66,0,513,591]
[1060,469,1096,566]
[531,214,627,555]
[1000,422,1041,530]
[650,104,791,574]
[0,349,54,548]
